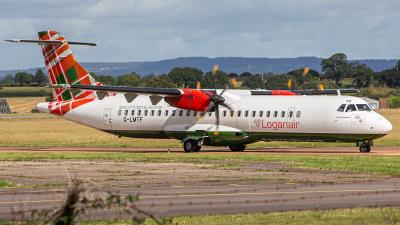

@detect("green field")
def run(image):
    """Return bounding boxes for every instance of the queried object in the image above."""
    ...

[2,207,400,225]
[50,207,400,225]
[0,86,50,98]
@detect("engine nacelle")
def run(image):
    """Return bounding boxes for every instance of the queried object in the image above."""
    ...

[165,89,211,112]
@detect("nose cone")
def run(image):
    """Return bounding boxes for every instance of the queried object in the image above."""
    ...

[376,115,393,134]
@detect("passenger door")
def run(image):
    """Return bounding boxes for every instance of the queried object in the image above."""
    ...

[103,108,112,129]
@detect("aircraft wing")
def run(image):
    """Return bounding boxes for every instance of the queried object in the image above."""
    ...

[51,84,183,105]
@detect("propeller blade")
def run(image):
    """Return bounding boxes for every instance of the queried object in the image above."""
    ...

[220,102,233,112]
[196,81,201,90]
[196,112,202,121]
[220,88,227,96]
[214,105,220,136]
[287,78,293,90]
[213,64,219,91]
[212,64,219,75]
[319,83,325,91]
[229,78,238,88]
[303,67,310,76]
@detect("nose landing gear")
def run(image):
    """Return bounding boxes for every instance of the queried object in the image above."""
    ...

[359,140,372,153]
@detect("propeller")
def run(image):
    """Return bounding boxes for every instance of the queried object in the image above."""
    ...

[192,65,233,135]
[209,65,233,135]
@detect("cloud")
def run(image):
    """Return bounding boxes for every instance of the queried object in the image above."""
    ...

[1,0,400,70]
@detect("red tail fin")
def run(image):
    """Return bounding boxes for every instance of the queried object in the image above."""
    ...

[38,30,99,101]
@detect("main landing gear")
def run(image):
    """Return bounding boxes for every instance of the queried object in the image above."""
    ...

[183,139,202,153]
[229,144,246,152]
[183,139,247,153]
[359,141,372,153]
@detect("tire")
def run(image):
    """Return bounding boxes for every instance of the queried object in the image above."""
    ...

[194,146,202,152]
[229,144,246,152]
[359,144,371,153]
[183,140,198,153]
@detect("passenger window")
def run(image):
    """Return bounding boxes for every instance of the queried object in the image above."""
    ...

[230,111,234,117]
[289,111,293,118]
[200,112,206,117]
[158,110,162,116]
[144,110,148,116]
[281,111,285,117]
[244,110,249,117]
[131,110,135,116]
[150,110,155,116]
[186,110,191,116]
[124,110,128,116]
[179,110,183,116]
[208,112,212,116]
[337,104,346,112]
[296,111,301,118]
[252,111,256,117]
[356,104,372,112]
[345,104,357,112]
[165,110,169,116]
[259,111,263,117]
[172,110,176,116]
[193,111,197,117]
[118,110,122,116]
[237,111,241,117]
[223,111,227,117]
[273,111,278,118]
[266,111,270,117]
[138,110,141,116]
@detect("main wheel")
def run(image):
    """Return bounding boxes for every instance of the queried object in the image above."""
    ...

[183,140,199,153]
[229,144,246,152]
[359,144,371,153]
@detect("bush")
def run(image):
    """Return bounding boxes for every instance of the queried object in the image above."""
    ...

[388,96,400,108]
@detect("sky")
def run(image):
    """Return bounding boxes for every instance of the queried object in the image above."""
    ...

[0,0,400,70]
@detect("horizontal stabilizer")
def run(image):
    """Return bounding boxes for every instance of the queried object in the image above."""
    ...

[5,39,96,46]
[49,84,183,96]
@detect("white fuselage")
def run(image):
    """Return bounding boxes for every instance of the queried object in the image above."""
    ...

[38,90,392,145]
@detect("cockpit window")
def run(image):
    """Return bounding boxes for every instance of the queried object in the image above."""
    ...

[345,104,357,112]
[356,104,372,112]
[337,104,346,112]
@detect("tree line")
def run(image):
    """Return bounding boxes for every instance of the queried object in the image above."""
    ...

[2,53,400,90]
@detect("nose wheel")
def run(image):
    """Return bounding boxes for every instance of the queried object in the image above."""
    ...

[359,141,371,153]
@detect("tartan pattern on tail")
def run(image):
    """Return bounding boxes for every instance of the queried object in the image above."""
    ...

[38,30,97,101]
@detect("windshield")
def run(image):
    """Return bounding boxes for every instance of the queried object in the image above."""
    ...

[356,104,372,112]
[345,104,357,112]
[337,104,346,112]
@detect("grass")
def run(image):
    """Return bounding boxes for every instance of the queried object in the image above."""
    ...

[0,86,50,98]
[1,152,400,176]
[0,179,13,189]
[3,207,400,225]
[6,97,46,113]
[73,207,400,225]
[1,97,399,147]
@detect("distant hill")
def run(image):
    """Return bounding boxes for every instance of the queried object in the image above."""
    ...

[0,57,397,78]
